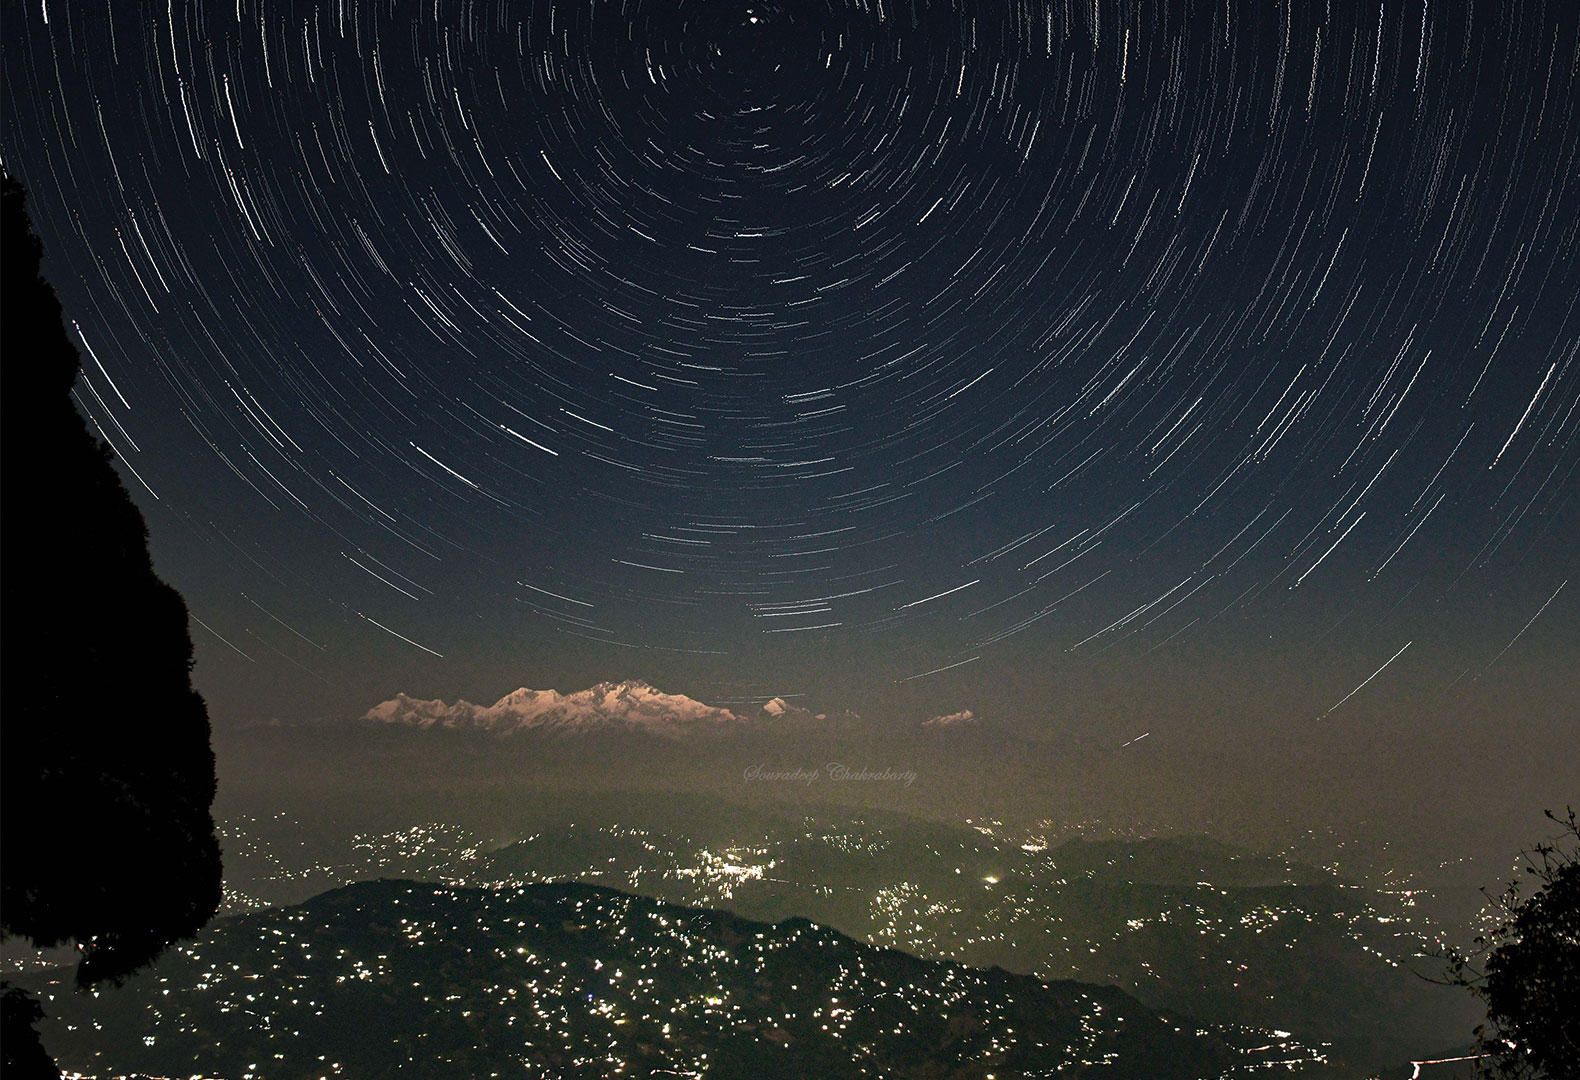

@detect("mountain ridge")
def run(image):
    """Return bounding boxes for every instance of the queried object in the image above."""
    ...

[28,877,1320,1079]
[364,678,870,736]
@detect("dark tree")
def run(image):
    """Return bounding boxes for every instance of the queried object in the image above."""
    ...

[1,172,222,1058]
[1444,810,1579,1080]
[2,984,60,1079]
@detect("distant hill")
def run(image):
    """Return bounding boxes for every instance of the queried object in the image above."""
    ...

[476,823,1477,1068]
[26,880,1316,1079]
[212,802,1478,1070]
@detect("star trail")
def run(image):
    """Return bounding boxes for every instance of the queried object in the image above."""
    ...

[3,0,1575,724]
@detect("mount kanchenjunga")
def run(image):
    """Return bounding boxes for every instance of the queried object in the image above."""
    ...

[363,679,853,737]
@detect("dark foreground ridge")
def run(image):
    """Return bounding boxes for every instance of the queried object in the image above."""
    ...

[29,879,1319,1079]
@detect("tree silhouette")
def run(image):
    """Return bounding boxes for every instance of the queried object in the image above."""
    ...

[2,984,60,1078]
[2,173,223,1066]
[1443,809,1579,1080]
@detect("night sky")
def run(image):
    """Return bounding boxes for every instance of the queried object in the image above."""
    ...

[3,0,1576,754]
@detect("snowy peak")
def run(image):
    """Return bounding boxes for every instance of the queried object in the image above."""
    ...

[364,680,744,737]
[362,692,473,727]
[922,709,979,729]
[365,680,920,737]
[752,696,862,728]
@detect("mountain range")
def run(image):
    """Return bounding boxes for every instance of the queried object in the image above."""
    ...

[210,799,1479,1070]
[27,879,1319,1079]
[363,679,872,736]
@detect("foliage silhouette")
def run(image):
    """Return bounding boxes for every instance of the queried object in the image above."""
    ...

[1,173,222,996]
[1,982,61,1079]
[1443,809,1579,1080]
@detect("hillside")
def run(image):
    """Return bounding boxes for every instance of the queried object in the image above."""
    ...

[213,802,1478,1068]
[29,879,1317,1079]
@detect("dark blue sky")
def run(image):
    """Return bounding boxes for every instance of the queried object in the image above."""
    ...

[3,0,1575,746]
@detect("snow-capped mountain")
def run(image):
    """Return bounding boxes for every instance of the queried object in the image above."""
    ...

[757,696,861,727]
[364,680,882,736]
[364,680,745,737]
[921,708,978,728]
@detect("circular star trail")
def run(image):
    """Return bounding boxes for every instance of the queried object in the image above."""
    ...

[3,0,1576,715]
